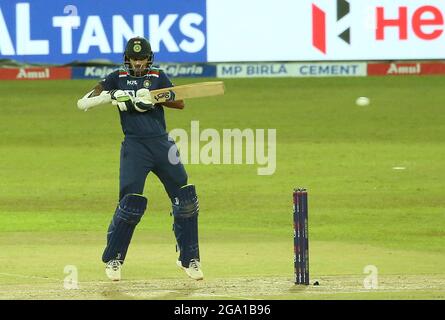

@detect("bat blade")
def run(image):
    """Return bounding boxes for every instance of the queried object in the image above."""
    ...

[150,81,225,103]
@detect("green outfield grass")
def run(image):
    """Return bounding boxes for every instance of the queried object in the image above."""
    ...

[0,76,444,300]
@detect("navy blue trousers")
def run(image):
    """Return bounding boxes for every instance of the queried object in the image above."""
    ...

[119,135,188,201]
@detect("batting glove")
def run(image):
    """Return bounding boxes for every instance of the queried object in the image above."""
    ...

[134,88,155,112]
[110,90,136,112]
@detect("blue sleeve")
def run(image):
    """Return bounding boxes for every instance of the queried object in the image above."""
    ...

[158,70,174,89]
[100,71,118,91]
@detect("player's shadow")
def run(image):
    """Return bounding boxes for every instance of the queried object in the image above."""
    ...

[100,283,137,300]
[99,280,201,300]
[151,280,202,300]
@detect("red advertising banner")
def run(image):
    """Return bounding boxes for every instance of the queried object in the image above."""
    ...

[368,62,445,76]
[0,67,72,80]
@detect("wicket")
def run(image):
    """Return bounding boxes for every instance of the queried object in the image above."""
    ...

[293,188,309,285]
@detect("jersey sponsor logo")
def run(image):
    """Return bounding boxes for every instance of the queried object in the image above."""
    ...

[127,80,138,86]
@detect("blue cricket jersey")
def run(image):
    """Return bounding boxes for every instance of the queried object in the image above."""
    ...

[100,66,173,138]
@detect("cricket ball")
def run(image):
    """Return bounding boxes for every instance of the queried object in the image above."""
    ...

[356,96,370,106]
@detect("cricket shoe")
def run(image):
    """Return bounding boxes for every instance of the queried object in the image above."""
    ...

[105,260,122,281]
[177,259,204,280]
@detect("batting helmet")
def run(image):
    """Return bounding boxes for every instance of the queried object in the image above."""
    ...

[124,37,154,77]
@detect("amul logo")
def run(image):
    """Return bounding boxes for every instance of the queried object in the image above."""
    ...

[312,0,351,54]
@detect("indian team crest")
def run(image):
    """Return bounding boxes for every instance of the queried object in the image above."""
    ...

[133,44,142,53]
[143,79,151,88]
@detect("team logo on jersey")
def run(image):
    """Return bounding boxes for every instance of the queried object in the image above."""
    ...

[133,44,142,53]
[143,79,151,88]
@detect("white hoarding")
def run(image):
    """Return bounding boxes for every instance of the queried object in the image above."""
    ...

[207,0,445,61]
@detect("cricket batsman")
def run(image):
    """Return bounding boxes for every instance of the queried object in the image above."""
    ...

[76,37,203,281]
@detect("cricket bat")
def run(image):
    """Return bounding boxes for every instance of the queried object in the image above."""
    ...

[150,81,225,103]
